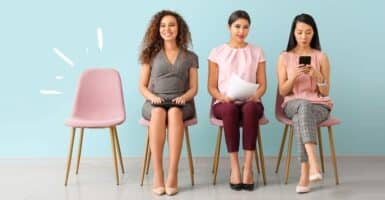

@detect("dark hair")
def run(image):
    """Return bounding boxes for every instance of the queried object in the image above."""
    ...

[228,10,251,26]
[139,10,192,64]
[286,13,321,51]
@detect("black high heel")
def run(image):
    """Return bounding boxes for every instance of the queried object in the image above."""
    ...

[229,170,242,191]
[242,170,255,191]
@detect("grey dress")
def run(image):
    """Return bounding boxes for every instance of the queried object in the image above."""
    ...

[142,49,199,120]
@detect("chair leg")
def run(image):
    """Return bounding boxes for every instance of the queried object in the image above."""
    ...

[257,127,267,185]
[75,128,84,175]
[113,127,125,174]
[328,127,339,185]
[275,125,288,173]
[140,129,150,186]
[109,127,120,185]
[317,127,325,173]
[212,128,221,174]
[255,144,260,174]
[146,147,151,175]
[212,127,222,185]
[65,128,76,186]
[185,127,195,186]
[284,126,294,184]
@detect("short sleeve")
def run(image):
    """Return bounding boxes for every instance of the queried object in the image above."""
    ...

[258,48,266,63]
[189,51,199,69]
[208,47,218,63]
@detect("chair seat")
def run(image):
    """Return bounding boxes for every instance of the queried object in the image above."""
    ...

[210,116,269,127]
[276,115,340,127]
[138,117,197,127]
[65,117,124,128]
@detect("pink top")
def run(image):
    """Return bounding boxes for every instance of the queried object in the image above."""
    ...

[208,44,265,102]
[281,50,333,109]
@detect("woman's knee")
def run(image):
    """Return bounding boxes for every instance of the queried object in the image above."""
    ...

[220,102,238,116]
[151,107,167,118]
[242,102,263,117]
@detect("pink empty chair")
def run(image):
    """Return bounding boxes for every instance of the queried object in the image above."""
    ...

[138,102,197,186]
[64,68,126,186]
[209,100,269,185]
[274,89,340,185]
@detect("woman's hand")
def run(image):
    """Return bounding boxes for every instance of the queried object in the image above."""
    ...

[218,95,233,103]
[148,94,163,104]
[247,94,260,102]
[304,65,323,81]
[289,65,307,82]
[172,96,186,105]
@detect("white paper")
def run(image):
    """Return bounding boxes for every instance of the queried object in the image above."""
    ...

[227,74,259,100]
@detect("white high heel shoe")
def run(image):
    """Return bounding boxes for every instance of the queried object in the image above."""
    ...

[296,185,311,193]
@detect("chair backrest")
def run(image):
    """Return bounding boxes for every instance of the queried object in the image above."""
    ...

[71,68,125,121]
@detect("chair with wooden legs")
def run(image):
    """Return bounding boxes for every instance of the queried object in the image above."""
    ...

[274,90,340,185]
[210,102,269,186]
[139,110,197,186]
[64,68,126,186]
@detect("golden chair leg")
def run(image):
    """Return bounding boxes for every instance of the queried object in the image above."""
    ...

[113,127,125,174]
[212,128,221,174]
[185,127,195,186]
[328,127,339,185]
[140,129,150,186]
[75,128,84,175]
[65,128,76,186]
[255,144,260,174]
[284,126,294,184]
[275,125,288,173]
[109,127,120,185]
[257,127,267,185]
[317,127,325,173]
[212,127,222,185]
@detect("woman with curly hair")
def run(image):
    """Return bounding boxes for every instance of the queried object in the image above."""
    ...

[138,10,198,196]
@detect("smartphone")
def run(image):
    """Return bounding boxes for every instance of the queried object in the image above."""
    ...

[299,56,311,65]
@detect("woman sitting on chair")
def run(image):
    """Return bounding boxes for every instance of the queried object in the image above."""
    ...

[276,13,333,194]
[208,10,266,191]
[138,10,198,196]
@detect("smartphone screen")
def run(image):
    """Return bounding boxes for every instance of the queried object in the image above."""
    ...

[299,56,311,65]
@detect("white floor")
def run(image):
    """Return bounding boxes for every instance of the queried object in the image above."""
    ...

[1,156,384,200]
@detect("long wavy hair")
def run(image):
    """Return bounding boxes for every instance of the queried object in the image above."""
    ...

[139,10,192,64]
[286,13,321,52]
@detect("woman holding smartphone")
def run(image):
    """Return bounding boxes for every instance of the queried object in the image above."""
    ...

[276,13,333,193]
[139,10,198,196]
[208,10,266,191]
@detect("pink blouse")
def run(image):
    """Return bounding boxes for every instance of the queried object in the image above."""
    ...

[281,50,333,109]
[208,44,265,102]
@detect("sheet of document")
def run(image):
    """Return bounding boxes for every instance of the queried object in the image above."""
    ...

[227,74,259,101]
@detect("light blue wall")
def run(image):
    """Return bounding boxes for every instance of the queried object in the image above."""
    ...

[1,0,384,157]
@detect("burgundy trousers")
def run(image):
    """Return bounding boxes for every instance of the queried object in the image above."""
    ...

[213,101,264,152]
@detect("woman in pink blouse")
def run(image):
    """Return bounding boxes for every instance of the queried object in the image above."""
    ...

[277,13,333,193]
[208,10,267,191]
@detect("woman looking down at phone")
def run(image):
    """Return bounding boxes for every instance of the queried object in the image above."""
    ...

[138,10,198,196]
[277,13,333,194]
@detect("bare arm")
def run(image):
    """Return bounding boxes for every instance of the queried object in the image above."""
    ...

[277,54,295,96]
[208,60,232,102]
[248,61,266,101]
[138,64,163,104]
[317,54,330,96]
